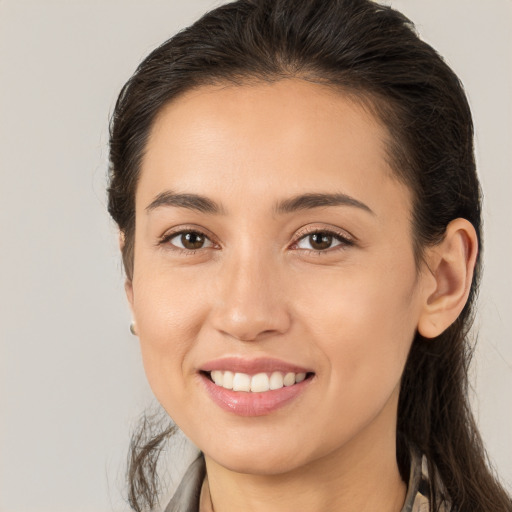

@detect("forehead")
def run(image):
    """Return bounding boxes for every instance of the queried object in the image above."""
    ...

[138,79,411,219]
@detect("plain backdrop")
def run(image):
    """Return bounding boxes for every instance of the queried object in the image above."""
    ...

[0,1,510,511]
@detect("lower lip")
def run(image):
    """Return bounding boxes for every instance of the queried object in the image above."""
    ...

[200,373,312,417]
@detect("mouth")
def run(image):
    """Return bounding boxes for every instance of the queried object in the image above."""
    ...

[201,369,314,393]
[198,358,315,416]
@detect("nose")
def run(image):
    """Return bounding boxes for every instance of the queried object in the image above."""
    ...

[210,251,291,342]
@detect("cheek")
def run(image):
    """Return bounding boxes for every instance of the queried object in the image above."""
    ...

[292,264,418,446]
[131,271,209,404]
[294,259,419,390]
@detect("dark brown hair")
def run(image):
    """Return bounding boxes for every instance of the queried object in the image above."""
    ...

[108,1,511,510]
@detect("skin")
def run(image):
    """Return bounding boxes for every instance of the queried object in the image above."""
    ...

[125,79,477,512]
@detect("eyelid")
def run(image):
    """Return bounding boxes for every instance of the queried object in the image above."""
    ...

[293,224,356,243]
[158,225,220,250]
[290,224,356,251]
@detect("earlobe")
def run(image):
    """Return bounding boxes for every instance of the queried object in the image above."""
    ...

[125,279,138,336]
[417,218,478,339]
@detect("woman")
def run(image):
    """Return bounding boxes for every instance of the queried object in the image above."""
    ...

[107,0,512,511]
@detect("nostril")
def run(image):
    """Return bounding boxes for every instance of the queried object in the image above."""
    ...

[232,328,286,343]
[211,295,292,342]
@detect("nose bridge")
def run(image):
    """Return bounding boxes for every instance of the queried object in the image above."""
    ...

[211,243,290,341]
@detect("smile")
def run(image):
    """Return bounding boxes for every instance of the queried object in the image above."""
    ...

[208,370,307,392]
[198,358,315,416]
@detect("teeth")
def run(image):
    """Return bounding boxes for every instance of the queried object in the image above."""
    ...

[283,372,295,386]
[222,371,234,389]
[209,370,308,392]
[232,372,251,392]
[211,370,223,386]
[251,373,269,392]
[269,371,284,390]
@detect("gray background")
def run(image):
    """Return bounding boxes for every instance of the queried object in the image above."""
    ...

[0,1,510,511]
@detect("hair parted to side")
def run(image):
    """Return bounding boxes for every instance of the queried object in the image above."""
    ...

[108,1,512,511]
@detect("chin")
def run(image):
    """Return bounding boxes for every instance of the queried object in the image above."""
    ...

[209,448,308,476]
[200,429,330,476]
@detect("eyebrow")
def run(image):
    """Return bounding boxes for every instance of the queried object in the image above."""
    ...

[145,190,374,216]
[146,191,225,214]
[274,192,374,215]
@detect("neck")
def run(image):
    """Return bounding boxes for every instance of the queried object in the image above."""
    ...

[202,394,407,512]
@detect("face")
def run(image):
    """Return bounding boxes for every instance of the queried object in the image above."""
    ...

[127,79,428,475]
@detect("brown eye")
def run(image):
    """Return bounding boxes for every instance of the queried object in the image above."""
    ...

[167,231,213,250]
[181,232,205,249]
[309,233,333,250]
[295,231,351,252]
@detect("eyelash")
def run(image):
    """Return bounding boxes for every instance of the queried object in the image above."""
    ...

[158,227,355,255]
[291,227,355,254]
[158,228,217,255]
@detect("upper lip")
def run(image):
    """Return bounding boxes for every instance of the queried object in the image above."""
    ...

[200,357,313,375]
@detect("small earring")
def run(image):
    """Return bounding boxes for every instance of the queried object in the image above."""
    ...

[129,322,137,336]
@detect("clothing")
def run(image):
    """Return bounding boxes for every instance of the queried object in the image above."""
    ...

[164,448,447,512]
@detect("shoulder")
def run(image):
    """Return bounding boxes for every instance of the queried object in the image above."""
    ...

[164,455,205,512]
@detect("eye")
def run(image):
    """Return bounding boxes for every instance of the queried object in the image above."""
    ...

[164,230,214,251]
[294,230,353,251]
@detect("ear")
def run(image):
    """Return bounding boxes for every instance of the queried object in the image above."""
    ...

[417,218,478,339]
[119,231,135,312]
[119,231,125,252]
[125,278,135,311]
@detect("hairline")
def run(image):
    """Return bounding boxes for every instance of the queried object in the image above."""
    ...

[122,74,425,281]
